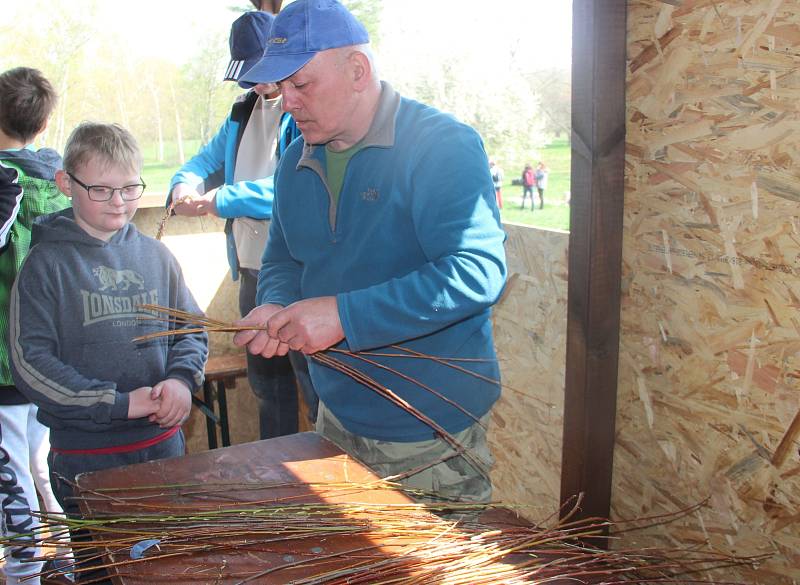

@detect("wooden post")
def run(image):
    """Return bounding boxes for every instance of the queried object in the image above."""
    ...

[560,0,627,538]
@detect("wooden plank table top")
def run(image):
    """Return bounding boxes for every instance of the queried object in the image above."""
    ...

[75,432,533,584]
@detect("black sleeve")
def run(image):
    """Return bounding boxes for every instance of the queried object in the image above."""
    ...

[0,165,23,253]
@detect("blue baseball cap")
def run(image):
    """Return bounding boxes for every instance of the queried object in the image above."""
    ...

[240,0,369,85]
[223,11,275,87]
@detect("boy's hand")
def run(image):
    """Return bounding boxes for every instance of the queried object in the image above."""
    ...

[149,379,192,428]
[127,386,160,419]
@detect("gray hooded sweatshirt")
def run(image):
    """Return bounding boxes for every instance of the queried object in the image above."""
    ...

[10,208,208,451]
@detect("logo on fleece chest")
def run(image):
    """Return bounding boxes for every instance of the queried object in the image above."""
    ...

[80,265,158,326]
[360,187,379,201]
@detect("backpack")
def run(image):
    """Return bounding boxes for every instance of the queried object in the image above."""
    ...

[523,169,535,187]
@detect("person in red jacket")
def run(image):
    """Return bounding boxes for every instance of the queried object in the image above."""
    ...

[521,163,536,210]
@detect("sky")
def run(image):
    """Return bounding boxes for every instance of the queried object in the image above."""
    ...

[54,0,572,72]
[378,0,572,72]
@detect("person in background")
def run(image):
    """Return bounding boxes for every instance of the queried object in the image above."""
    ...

[169,11,317,438]
[521,163,536,210]
[11,122,208,583]
[535,161,548,210]
[235,0,507,504]
[489,160,503,209]
[249,0,280,11]
[0,67,73,585]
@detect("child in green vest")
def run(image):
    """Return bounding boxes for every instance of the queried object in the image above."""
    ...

[0,66,73,585]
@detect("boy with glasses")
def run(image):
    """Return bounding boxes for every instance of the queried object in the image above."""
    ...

[9,122,208,581]
[0,66,72,585]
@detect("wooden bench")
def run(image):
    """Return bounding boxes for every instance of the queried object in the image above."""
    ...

[195,353,248,449]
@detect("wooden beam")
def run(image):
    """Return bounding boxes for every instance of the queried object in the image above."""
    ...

[560,0,627,536]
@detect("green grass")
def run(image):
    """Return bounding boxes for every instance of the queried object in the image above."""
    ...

[498,138,571,231]
[140,139,203,196]
[500,200,570,231]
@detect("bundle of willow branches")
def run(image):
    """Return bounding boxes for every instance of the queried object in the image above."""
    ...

[8,487,767,584]
[133,304,496,479]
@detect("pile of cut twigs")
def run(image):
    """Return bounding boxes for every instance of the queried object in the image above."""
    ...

[6,487,767,584]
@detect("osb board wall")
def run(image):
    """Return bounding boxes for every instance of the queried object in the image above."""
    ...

[132,208,261,452]
[620,1,800,582]
[490,224,568,519]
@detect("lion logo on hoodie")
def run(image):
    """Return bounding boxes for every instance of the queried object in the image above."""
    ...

[93,266,146,292]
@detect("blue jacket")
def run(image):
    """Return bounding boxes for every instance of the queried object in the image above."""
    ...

[261,83,507,442]
[169,91,300,280]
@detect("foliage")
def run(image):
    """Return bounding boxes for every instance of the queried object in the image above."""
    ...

[1,0,242,160]
[341,0,384,45]
[179,31,240,146]
[525,67,571,139]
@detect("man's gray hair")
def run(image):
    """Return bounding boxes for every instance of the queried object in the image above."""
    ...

[334,44,379,82]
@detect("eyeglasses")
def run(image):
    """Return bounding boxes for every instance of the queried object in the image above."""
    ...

[66,172,146,202]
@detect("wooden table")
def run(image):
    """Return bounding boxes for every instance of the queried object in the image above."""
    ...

[75,432,535,584]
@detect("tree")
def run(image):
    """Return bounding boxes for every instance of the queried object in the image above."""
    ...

[342,0,383,46]
[181,31,238,147]
[526,68,571,140]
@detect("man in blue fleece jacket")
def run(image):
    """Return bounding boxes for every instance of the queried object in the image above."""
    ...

[235,0,507,502]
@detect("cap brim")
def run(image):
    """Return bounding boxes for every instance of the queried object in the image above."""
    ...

[223,57,261,83]
[239,52,315,87]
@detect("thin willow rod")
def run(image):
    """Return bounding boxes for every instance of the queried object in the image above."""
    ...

[31,507,477,539]
[281,540,535,585]
[74,478,436,511]
[83,478,403,496]
[328,348,487,429]
[388,345,500,385]
[311,351,491,477]
[609,496,711,536]
[235,544,388,584]
[133,306,491,400]
[344,349,495,363]
[135,304,221,322]
[380,345,559,408]
[287,530,689,585]
[24,511,766,585]
[133,305,554,411]
[133,304,264,342]
[312,352,475,464]
[31,503,537,534]
[64,502,502,528]
[37,526,382,583]
[554,492,585,526]
[26,506,623,566]
[134,305,490,437]
[155,195,192,241]
[305,554,529,585]
[91,539,394,583]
